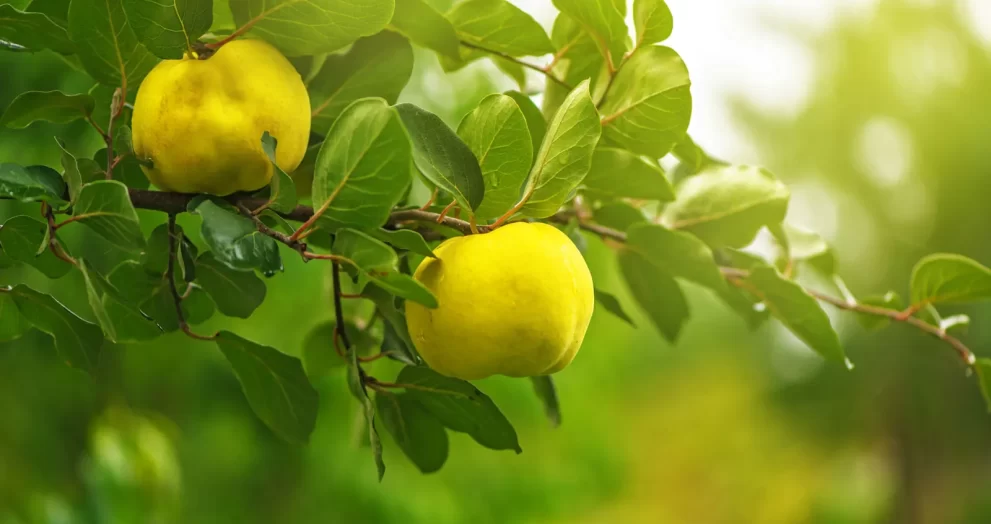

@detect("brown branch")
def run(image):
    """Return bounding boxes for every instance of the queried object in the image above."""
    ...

[458,40,573,90]
[235,202,308,259]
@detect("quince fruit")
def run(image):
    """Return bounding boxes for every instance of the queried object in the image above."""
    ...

[132,39,310,195]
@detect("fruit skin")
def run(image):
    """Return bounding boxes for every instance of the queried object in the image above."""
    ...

[405,222,594,380]
[132,39,310,195]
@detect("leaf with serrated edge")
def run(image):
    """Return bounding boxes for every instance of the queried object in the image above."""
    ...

[68,0,159,89]
[910,254,991,307]
[376,392,449,473]
[447,0,552,57]
[0,4,73,53]
[71,180,146,252]
[195,252,267,319]
[10,285,102,372]
[1,91,94,129]
[123,0,212,59]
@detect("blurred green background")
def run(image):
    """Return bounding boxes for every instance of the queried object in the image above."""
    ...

[2,0,991,523]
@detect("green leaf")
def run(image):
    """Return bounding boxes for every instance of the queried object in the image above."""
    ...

[910,254,991,306]
[592,202,646,232]
[0,4,73,53]
[388,0,459,59]
[57,140,83,204]
[376,393,449,473]
[662,165,790,248]
[0,293,30,342]
[68,0,159,88]
[633,0,672,47]
[743,266,846,363]
[193,200,283,276]
[503,91,546,156]
[544,14,604,119]
[139,223,172,275]
[26,0,71,22]
[396,103,485,213]
[372,272,438,309]
[0,215,71,279]
[0,163,67,207]
[309,31,413,135]
[974,359,991,413]
[123,0,212,58]
[313,98,412,228]
[107,261,215,331]
[71,180,146,252]
[492,56,527,90]
[10,285,102,372]
[552,0,627,64]
[346,350,385,479]
[396,366,521,453]
[529,376,561,427]
[618,247,688,342]
[229,0,394,56]
[302,320,377,379]
[333,229,437,307]
[598,45,691,158]
[457,94,533,219]
[855,292,904,331]
[583,147,674,201]
[446,0,552,57]
[626,223,726,293]
[364,284,421,365]
[0,91,94,129]
[369,229,435,258]
[519,80,601,218]
[594,288,635,326]
[113,124,133,155]
[78,260,162,343]
[259,131,298,214]
[782,223,836,275]
[195,252,267,319]
[215,331,319,443]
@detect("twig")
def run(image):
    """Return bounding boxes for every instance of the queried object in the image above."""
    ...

[236,202,307,259]
[458,40,573,89]
[41,203,77,266]
[332,262,351,351]
[105,88,123,181]
[166,214,215,341]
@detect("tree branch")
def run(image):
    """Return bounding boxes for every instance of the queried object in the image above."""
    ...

[332,261,351,351]
[167,214,215,341]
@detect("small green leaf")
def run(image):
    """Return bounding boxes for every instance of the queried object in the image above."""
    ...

[313,99,412,228]
[663,165,790,248]
[910,254,991,307]
[71,180,146,252]
[376,393,449,473]
[0,293,30,342]
[551,0,627,64]
[10,285,102,372]
[446,0,553,57]
[593,202,646,232]
[520,80,601,219]
[782,223,836,275]
[229,0,394,56]
[113,125,133,155]
[530,375,561,427]
[397,366,521,453]
[78,260,162,343]
[599,45,691,158]
[369,229,436,258]
[633,0,672,47]
[583,147,674,201]
[856,292,904,331]
[0,163,67,207]
[333,229,437,307]
[372,273,438,309]
[457,94,533,219]
[309,31,414,135]
[195,252,267,319]
[123,0,212,58]
[364,284,420,364]
[193,200,282,276]
[594,288,635,327]
[618,248,688,342]
[973,359,991,413]
[0,4,73,53]
[215,331,319,444]
[743,266,845,363]
[259,131,298,214]
[68,0,159,87]
[626,223,725,293]
[503,91,546,157]
[346,350,385,479]
[0,91,95,129]
[0,215,71,279]
[389,0,459,59]
[396,103,485,213]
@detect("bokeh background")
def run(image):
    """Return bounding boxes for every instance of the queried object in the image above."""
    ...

[2,0,991,522]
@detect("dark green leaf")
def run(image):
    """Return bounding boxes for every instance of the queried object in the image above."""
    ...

[743,266,846,363]
[78,260,161,342]
[313,98,412,228]
[633,0,672,47]
[68,0,159,87]
[520,80,601,218]
[530,375,561,427]
[389,0,459,59]
[139,223,171,276]
[626,223,726,292]
[0,163,67,207]
[910,254,991,306]
[618,248,688,342]
[26,0,71,22]
[309,31,413,135]
[123,0,212,58]
[584,147,674,201]
[503,91,546,156]
[974,359,991,412]
[593,202,646,232]
[663,165,790,248]
[259,131,298,214]
[396,103,484,212]
[0,91,94,129]
[0,4,73,53]
[551,0,626,63]
[457,94,532,219]
[195,252,267,319]
[376,393,449,473]
[71,180,146,252]
[95,147,151,190]
[599,45,690,158]
[370,229,436,258]
[0,293,30,342]
[193,200,282,275]
[0,215,71,279]
[215,331,319,443]
[346,351,385,479]
[228,0,394,56]
[397,366,521,453]
[10,285,102,372]
[594,288,635,326]
[446,0,552,57]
